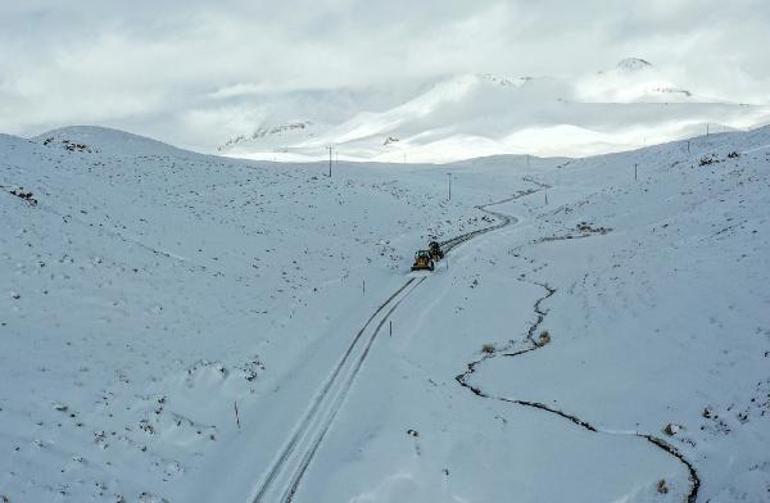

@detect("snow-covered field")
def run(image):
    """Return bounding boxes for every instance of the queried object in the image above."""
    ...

[1,125,768,502]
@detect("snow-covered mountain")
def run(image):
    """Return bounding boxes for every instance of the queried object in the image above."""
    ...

[2,125,769,502]
[577,57,704,103]
[213,59,770,163]
[217,121,314,152]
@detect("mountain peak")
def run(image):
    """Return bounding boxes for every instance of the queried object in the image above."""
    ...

[616,57,653,73]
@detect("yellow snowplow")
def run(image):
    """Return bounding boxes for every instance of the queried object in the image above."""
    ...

[411,250,435,271]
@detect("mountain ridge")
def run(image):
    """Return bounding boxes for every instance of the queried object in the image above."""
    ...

[214,59,770,163]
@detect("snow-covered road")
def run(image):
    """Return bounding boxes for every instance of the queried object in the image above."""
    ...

[252,277,424,503]
[254,187,547,502]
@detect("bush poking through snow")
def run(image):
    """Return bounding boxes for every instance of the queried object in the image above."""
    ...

[698,154,719,167]
[656,479,669,494]
[576,222,611,235]
[663,423,681,436]
[138,491,169,503]
[139,420,155,435]
[481,343,496,354]
[7,187,38,206]
[536,330,551,346]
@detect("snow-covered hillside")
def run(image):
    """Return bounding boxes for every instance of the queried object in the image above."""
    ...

[216,60,770,163]
[1,125,768,502]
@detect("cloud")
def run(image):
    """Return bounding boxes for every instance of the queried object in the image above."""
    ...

[1,0,769,151]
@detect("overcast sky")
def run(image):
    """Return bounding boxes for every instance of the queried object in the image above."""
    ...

[2,0,769,145]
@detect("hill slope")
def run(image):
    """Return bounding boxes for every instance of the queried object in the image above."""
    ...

[1,125,768,502]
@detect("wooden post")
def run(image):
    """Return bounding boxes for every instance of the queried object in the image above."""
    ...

[234,401,241,430]
[634,163,638,181]
[389,320,392,337]
[362,279,366,296]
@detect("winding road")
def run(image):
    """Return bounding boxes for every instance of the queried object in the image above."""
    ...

[249,180,700,503]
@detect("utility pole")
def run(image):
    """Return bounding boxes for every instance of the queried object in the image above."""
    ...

[687,140,691,155]
[447,173,452,201]
[326,145,334,177]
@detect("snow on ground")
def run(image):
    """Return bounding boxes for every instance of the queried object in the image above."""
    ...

[1,124,768,502]
[465,131,770,502]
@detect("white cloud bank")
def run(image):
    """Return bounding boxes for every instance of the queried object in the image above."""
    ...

[1,0,769,158]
